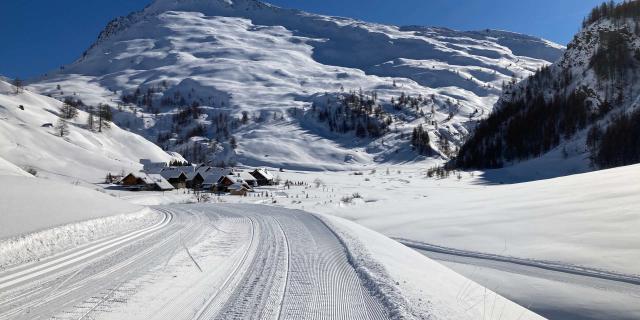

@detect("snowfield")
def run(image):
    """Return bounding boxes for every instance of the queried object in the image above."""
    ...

[324,215,544,320]
[255,164,640,277]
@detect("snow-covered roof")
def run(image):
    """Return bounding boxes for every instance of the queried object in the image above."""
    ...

[222,174,240,183]
[186,171,204,180]
[202,172,225,185]
[228,182,248,191]
[122,172,155,185]
[253,168,274,180]
[238,171,256,181]
[147,174,174,190]
[159,167,188,179]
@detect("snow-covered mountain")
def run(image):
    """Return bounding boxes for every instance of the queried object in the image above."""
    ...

[0,80,180,182]
[29,0,563,169]
[457,1,640,173]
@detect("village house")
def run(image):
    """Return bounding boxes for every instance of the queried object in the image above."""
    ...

[228,182,250,196]
[186,171,205,189]
[130,159,278,196]
[236,171,258,187]
[200,168,234,192]
[158,168,189,189]
[140,159,167,172]
[119,172,174,191]
[250,168,275,186]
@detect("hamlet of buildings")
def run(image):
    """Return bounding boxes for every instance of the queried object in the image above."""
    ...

[117,160,276,194]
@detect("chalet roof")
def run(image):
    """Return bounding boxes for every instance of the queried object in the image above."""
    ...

[147,174,174,191]
[159,168,188,179]
[252,168,274,180]
[122,172,174,191]
[121,172,154,185]
[228,182,249,191]
[185,171,204,180]
[223,174,241,183]
[237,171,257,181]
[202,172,226,186]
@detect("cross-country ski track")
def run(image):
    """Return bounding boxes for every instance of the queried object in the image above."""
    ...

[0,204,387,320]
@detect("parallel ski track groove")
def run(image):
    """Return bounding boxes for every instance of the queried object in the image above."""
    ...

[0,210,181,319]
[397,238,640,286]
[214,214,288,320]
[193,215,257,320]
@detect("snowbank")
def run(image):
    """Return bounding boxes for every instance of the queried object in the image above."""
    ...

[0,209,159,270]
[0,176,148,239]
[0,156,31,177]
[0,175,162,269]
[321,214,545,320]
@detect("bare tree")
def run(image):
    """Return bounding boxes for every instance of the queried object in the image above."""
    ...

[59,102,78,119]
[55,118,70,137]
[86,106,96,131]
[13,78,24,94]
[97,104,112,132]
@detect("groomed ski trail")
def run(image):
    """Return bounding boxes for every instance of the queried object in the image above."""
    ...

[0,204,389,320]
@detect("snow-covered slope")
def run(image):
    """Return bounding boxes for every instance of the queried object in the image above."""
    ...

[0,80,179,182]
[0,156,31,177]
[29,0,562,169]
[457,1,640,173]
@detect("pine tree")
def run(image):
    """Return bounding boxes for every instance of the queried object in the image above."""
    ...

[411,124,431,155]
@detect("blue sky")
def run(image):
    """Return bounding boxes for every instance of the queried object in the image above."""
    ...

[0,0,610,79]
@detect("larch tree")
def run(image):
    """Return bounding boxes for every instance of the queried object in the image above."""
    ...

[55,118,70,137]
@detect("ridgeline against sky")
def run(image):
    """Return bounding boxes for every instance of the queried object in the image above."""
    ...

[0,0,617,79]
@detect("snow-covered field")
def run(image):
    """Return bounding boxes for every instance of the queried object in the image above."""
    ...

[235,164,640,276]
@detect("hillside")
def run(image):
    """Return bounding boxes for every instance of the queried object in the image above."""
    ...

[28,0,562,170]
[456,1,640,173]
[0,80,180,182]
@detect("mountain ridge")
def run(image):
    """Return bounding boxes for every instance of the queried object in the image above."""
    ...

[456,1,640,173]
[29,0,563,169]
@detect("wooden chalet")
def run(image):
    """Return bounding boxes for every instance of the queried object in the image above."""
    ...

[119,172,174,191]
[159,168,189,189]
[250,168,275,186]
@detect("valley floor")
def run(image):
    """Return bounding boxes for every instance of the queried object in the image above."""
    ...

[1,162,638,319]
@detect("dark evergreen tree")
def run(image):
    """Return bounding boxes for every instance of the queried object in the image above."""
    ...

[411,124,431,155]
